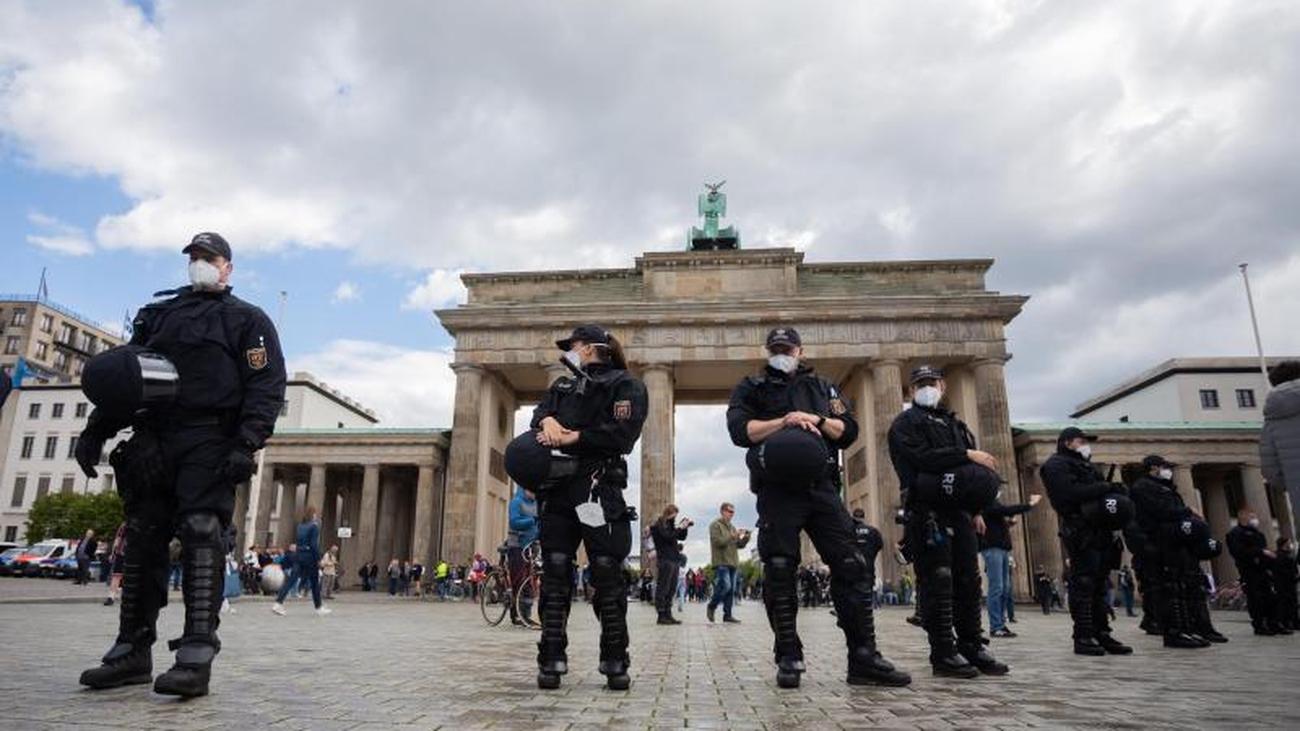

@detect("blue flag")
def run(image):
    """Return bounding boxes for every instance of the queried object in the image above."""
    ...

[11,357,29,389]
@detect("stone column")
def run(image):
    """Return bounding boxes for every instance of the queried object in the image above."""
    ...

[639,363,675,564]
[1241,463,1277,545]
[972,356,1030,599]
[1174,464,1203,517]
[354,464,381,572]
[411,464,437,570]
[231,480,251,550]
[252,465,278,548]
[444,363,485,565]
[1201,470,1238,585]
[871,358,905,586]
[275,475,301,549]
[321,482,339,552]
[305,463,327,515]
[375,475,399,564]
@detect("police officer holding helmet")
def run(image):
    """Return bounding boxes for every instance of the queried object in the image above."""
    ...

[888,365,1009,678]
[75,232,285,697]
[727,327,909,689]
[504,324,647,691]
[1040,427,1134,656]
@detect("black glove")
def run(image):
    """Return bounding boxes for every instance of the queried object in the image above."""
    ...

[221,447,256,484]
[75,431,106,478]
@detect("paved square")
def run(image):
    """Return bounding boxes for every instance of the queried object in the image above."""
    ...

[0,589,1295,730]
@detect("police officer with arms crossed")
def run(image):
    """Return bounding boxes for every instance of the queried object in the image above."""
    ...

[504,325,647,691]
[1040,427,1135,656]
[75,233,285,697]
[888,365,1009,678]
[727,327,909,689]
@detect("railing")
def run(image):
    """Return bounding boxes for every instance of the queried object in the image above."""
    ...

[0,294,121,337]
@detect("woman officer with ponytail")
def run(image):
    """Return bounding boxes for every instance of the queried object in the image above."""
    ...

[506,324,647,691]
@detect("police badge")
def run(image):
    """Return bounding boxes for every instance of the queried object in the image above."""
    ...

[246,347,268,370]
[613,400,632,421]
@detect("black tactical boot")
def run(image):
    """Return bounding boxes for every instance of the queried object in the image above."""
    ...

[1096,633,1134,655]
[81,549,159,690]
[958,642,1009,675]
[1070,576,1106,656]
[925,578,977,677]
[154,513,224,698]
[776,657,806,688]
[765,557,805,689]
[536,553,573,689]
[1163,588,1209,648]
[847,646,912,686]
[592,556,631,691]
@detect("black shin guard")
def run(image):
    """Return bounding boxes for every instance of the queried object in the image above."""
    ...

[536,552,573,680]
[154,511,224,698]
[591,555,630,687]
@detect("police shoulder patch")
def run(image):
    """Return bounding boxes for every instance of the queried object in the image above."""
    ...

[246,347,268,370]
[829,398,846,416]
[613,400,632,420]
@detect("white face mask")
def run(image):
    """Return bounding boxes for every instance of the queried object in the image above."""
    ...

[1248,517,1260,528]
[1157,468,1173,481]
[768,354,798,373]
[1076,444,1092,460]
[913,386,941,408]
[188,259,223,290]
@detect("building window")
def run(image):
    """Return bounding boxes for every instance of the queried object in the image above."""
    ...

[39,313,53,333]
[20,436,34,459]
[51,403,64,419]
[73,357,84,376]
[75,402,88,418]
[79,332,96,352]
[53,351,69,371]
[10,476,26,507]
[103,473,114,494]
[1236,389,1257,408]
[28,403,41,419]
[279,401,289,417]
[43,436,58,459]
[58,322,75,343]
[67,435,80,459]
[3,526,15,543]
[11,308,27,326]
[34,341,48,360]
[3,336,18,355]
[60,475,75,494]
[1199,389,1220,409]
[35,476,50,501]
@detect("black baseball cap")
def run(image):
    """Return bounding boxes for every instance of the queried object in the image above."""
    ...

[765,327,801,350]
[182,232,232,260]
[556,324,611,351]
[1058,426,1099,443]
[1142,455,1176,469]
[910,365,945,384]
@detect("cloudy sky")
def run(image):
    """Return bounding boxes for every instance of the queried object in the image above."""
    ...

[3,1,1298,563]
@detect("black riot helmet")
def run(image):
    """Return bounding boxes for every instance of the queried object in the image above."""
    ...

[1080,492,1136,530]
[747,427,829,487]
[912,463,1002,512]
[81,345,179,418]
[504,431,553,491]
[1177,516,1222,560]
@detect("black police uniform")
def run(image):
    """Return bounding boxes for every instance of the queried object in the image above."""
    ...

[1040,438,1130,655]
[1272,549,1299,630]
[1226,523,1282,634]
[1130,472,1221,647]
[650,518,688,621]
[530,353,647,690]
[888,400,1007,677]
[727,361,909,688]
[77,276,284,696]
[851,516,884,570]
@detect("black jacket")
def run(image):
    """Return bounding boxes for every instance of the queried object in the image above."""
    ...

[1040,448,1112,519]
[1226,524,1269,571]
[887,404,976,497]
[725,364,858,452]
[531,362,648,457]
[1130,475,1192,540]
[979,501,1033,551]
[851,518,883,562]
[87,286,286,450]
[650,519,688,562]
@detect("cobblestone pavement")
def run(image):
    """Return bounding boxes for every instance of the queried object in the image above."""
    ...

[0,592,1295,730]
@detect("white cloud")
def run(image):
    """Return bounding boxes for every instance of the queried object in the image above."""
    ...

[331,280,360,304]
[290,339,455,427]
[26,211,93,256]
[403,269,466,311]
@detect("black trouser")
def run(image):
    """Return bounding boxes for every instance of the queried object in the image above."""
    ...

[756,478,879,663]
[111,423,234,657]
[537,468,632,670]
[908,506,982,660]
[1239,566,1277,629]
[76,556,91,584]
[655,559,679,617]
[1037,586,1052,614]
[1062,522,1119,641]
[1274,567,1299,627]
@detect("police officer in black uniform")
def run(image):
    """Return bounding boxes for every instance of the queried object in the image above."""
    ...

[1040,427,1134,656]
[1227,507,1286,635]
[850,508,884,571]
[505,325,647,690]
[888,365,1009,678]
[1130,455,1222,648]
[727,327,909,689]
[75,233,285,697]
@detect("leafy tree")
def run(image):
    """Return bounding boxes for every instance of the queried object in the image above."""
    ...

[24,491,124,543]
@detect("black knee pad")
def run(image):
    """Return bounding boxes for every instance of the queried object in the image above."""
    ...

[930,565,953,585]
[179,511,223,545]
[765,555,798,583]
[835,553,869,584]
[590,555,623,589]
[542,552,572,580]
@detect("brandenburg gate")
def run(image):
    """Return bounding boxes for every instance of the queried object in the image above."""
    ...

[434,246,1029,590]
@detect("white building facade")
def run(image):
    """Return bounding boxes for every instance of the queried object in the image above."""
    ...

[1071,357,1288,423]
